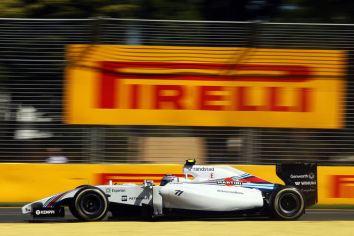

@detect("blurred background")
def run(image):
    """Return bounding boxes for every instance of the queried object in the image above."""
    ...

[0,0,352,164]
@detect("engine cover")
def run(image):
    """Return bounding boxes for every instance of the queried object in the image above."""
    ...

[160,183,263,211]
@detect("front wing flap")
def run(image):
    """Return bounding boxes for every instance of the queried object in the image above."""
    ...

[22,188,79,215]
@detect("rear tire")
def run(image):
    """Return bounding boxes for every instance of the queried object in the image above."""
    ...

[70,187,108,221]
[271,187,305,220]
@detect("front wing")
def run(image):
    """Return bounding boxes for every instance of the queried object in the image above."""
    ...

[22,188,79,216]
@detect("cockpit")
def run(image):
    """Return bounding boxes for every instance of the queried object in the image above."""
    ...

[160,174,177,186]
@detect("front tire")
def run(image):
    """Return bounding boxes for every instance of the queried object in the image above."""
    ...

[70,187,108,221]
[271,187,305,220]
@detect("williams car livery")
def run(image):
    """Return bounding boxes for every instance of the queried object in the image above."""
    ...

[22,160,317,221]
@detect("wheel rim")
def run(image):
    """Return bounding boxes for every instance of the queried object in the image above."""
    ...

[279,192,301,215]
[79,193,104,216]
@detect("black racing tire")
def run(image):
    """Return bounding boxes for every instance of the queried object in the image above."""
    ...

[70,187,108,221]
[271,187,305,220]
[75,185,93,189]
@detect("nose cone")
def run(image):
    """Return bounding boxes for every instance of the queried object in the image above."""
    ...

[22,203,32,214]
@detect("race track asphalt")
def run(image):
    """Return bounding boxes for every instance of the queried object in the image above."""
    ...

[0,208,352,236]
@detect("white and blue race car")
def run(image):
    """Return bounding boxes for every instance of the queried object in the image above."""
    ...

[22,160,317,221]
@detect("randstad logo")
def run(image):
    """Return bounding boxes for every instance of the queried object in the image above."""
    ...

[192,167,215,171]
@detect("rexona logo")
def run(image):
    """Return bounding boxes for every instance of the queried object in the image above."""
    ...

[66,45,345,128]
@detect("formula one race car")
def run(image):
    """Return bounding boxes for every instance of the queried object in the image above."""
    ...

[22,160,317,221]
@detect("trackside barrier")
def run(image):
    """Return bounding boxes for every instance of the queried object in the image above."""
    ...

[0,164,353,205]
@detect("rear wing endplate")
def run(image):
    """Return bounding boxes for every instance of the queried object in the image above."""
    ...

[276,163,317,207]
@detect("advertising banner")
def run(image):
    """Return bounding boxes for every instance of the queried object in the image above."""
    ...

[318,166,354,205]
[0,164,353,205]
[65,45,345,128]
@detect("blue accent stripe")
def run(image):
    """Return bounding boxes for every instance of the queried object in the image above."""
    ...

[237,173,252,179]
[242,183,275,190]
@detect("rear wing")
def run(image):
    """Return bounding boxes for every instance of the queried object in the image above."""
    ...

[276,163,317,207]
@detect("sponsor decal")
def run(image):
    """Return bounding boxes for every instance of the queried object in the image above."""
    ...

[290,173,315,180]
[217,177,242,186]
[66,45,345,128]
[217,189,243,194]
[32,207,65,217]
[121,195,127,201]
[106,188,125,193]
[290,174,311,179]
[128,196,149,201]
[192,167,214,172]
[294,181,317,186]
[332,175,354,198]
[309,172,315,180]
[35,209,56,215]
[290,173,317,187]
[174,190,184,196]
[112,189,126,193]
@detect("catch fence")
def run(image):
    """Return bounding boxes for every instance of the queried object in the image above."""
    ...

[0,18,353,164]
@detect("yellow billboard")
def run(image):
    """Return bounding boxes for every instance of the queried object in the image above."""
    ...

[65,45,346,128]
[0,163,353,205]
